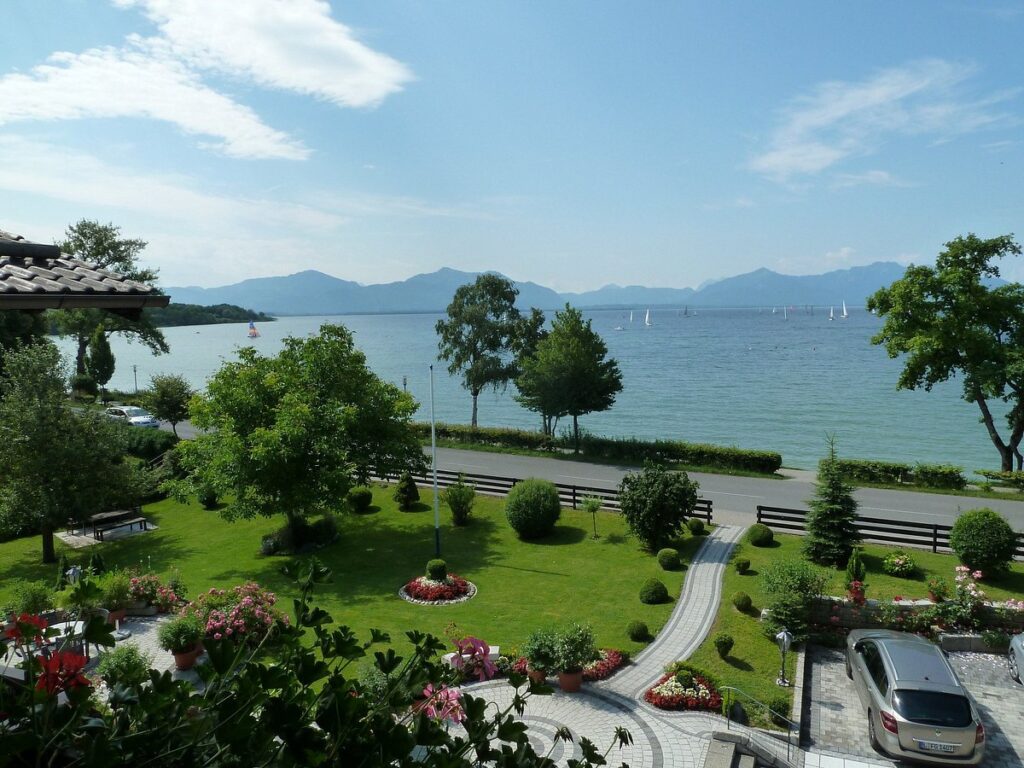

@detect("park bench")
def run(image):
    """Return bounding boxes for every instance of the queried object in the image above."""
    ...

[88,508,148,541]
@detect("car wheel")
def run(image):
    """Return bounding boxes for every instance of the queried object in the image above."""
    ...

[868,711,881,752]
[1009,650,1020,683]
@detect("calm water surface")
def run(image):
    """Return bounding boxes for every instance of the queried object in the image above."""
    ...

[55,308,1006,472]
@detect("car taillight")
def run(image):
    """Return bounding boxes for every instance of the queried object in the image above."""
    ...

[880,711,899,734]
[975,723,985,744]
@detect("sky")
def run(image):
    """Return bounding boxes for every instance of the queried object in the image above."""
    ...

[1,1,1022,291]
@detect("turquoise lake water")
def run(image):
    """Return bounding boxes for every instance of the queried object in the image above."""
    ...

[54,308,1008,472]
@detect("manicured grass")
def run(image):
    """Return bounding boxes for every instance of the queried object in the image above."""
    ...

[0,488,707,668]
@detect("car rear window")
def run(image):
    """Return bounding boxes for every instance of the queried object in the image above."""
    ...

[124,408,147,417]
[892,691,972,727]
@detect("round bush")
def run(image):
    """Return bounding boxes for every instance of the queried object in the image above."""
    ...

[732,591,752,612]
[734,558,750,575]
[639,578,669,605]
[746,523,774,547]
[657,547,680,570]
[949,508,1017,576]
[627,620,650,642]
[505,478,561,539]
[713,632,734,658]
[393,473,420,510]
[687,518,705,536]
[347,486,373,513]
[426,559,447,581]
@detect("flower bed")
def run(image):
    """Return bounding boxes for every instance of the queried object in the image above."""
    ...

[401,574,472,603]
[583,649,626,681]
[184,582,285,643]
[644,672,722,712]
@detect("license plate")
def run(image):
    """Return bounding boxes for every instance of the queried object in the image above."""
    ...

[918,740,957,753]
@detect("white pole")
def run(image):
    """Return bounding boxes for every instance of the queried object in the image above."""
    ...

[430,364,440,557]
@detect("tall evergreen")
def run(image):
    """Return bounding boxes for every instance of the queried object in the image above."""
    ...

[87,324,116,397]
[804,436,860,567]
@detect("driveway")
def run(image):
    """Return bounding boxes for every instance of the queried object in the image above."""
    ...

[805,646,1024,766]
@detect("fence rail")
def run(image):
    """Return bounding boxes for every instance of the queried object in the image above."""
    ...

[389,468,714,523]
[756,505,1024,557]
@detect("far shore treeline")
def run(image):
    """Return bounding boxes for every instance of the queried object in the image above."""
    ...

[141,302,275,328]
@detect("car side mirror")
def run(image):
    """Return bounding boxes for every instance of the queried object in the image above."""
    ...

[853,641,864,653]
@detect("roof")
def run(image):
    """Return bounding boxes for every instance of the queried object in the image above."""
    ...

[0,229,169,316]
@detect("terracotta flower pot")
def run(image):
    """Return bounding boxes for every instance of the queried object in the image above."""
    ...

[557,670,583,693]
[526,665,546,684]
[172,646,200,671]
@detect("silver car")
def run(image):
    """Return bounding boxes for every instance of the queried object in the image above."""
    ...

[846,629,984,765]
[105,405,160,428]
[1009,633,1024,684]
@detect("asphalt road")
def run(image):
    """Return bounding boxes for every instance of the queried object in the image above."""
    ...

[164,420,1024,528]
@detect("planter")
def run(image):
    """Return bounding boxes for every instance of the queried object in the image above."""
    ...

[557,670,583,693]
[172,646,200,671]
[107,608,128,625]
[127,601,158,616]
[526,665,547,684]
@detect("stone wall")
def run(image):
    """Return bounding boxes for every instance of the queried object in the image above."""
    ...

[807,596,1024,631]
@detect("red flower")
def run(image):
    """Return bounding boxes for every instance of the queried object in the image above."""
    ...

[644,673,722,712]
[403,574,470,602]
[36,651,91,695]
[583,649,626,681]
[6,613,48,645]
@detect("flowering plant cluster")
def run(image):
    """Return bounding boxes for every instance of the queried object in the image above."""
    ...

[847,580,867,607]
[403,574,470,602]
[420,683,465,723]
[927,576,950,601]
[644,672,722,711]
[449,636,499,682]
[185,582,285,643]
[583,649,626,681]
[129,573,162,604]
[37,650,91,695]
[882,550,917,578]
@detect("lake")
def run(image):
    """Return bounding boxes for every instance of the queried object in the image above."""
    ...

[54,308,1008,472]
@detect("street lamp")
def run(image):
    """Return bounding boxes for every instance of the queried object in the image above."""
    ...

[775,629,793,686]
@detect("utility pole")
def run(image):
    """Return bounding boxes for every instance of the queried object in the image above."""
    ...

[132,365,138,395]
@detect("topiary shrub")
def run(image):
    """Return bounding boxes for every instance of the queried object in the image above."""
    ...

[442,477,476,526]
[949,508,1017,576]
[505,478,561,539]
[639,578,669,605]
[767,694,792,727]
[657,548,680,570]
[734,558,750,575]
[846,548,866,585]
[732,591,752,612]
[746,523,774,547]
[713,632,734,658]
[347,486,373,513]
[627,620,650,642]
[426,559,447,581]
[97,644,153,688]
[618,462,699,550]
[687,518,705,536]
[393,473,420,511]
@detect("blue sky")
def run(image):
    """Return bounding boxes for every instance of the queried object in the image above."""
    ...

[1,1,1021,291]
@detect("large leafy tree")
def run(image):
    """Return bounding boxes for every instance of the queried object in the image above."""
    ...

[0,310,46,374]
[516,304,623,450]
[867,234,1024,470]
[148,373,193,436]
[51,219,168,375]
[87,324,116,398]
[803,436,860,567]
[436,274,523,428]
[171,324,425,534]
[0,343,131,562]
[617,461,699,551]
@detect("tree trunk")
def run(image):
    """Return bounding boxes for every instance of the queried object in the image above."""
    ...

[75,336,89,375]
[171,421,178,437]
[471,389,479,428]
[41,524,56,564]
[573,415,579,454]
[974,389,1015,471]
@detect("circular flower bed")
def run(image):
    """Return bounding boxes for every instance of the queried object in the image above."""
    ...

[644,672,722,711]
[583,649,626,681]
[399,574,476,605]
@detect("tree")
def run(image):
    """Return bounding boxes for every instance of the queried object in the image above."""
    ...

[51,220,169,375]
[804,436,860,567]
[617,462,699,551]
[0,343,132,562]
[87,324,115,399]
[0,311,46,375]
[516,304,623,450]
[169,324,425,538]
[436,274,523,428]
[148,373,193,436]
[867,234,1024,471]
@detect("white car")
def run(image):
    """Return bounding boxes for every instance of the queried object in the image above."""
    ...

[105,405,160,428]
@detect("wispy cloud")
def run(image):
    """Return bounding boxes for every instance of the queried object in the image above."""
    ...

[750,59,1017,182]
[831,169,912,189]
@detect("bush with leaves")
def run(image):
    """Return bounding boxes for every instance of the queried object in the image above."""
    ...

[713,633,734,658]
[97,643,153,688]
[639,578,669,605]
[687,518,705,536]
[804,437,860,567]
[949,508,1017,576]
[657,548,680,570]
[394,473,421,510]
[627,620,650,642]
[426,559,448,581]
[523,628,560,673]
[617,461,699,551]
[347,486,374,513]
[734,558,750,575]
[882,550,917,578]
[505,478,561,539]
[746,523,773,547]
[761,560,827,641]
[4,580,53,617]
[846,549,866,585]
[442,477,476,526]
[732,592,752,612]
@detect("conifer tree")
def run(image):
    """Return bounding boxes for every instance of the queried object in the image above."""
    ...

[804,436,860,567]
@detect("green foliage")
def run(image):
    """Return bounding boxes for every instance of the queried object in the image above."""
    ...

[982,630,1011,651]
[441,477,476,526]
[949,508,1018,575]
[977,469,1024,492]
[846,549,866,585]
[830,458,911,484]
[88,552,106,575]
[555,622,598,672]
[5,579,54,616]
[664,660,720,691]
[0,310,46,376]
[144,303,274,327]
[639,578,669,604]
[86,324,115,392]
[734,558,750,575]
[766,694,792,727]
[912,463,967,490]
[687,518,705,536]
[147,373,194,436]
[523,628,559,673]
[347,486,374,513]
[119,425,178,461]
[393,473,420,510]
[426,559,447,581]
[746,523,774,547]
[505,478,561,539]
[197,484,219,510]
[581,495,602,538]
[69,372,97,399]
[54,553,70,590]
[99,570,132,610]
[882,550,917,578]
[804,437,860,567]
[868,233,1024,471]
[626,620,650,642]
[157,615,203,653]
[713,632,734,658]
[618,461,699,551]
[762,560,828,641]
[732,592,752,612]
[657,547,680,570]
[96,643,153,688]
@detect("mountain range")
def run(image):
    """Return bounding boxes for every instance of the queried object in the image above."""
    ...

[166,261,914,316]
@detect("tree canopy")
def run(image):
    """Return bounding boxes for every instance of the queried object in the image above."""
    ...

[0,310,46,375]
[867,233,1024,470]
[148,373,193,436]
[617,462,699,551]
[87,324,116,395]
[171,324,425,533]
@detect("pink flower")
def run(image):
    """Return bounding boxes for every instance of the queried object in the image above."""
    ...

[214,632,222,640]
[421,684,465,723]
[972,570,983,580]
[451,636,498,681]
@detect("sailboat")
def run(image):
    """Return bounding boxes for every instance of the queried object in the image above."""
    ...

[629,310,634,323]
[783,306,788,321]
[841,301,849,319]
[247,320,261,338]
[644,309,652,326]
[772,307,777,315]
[829,306,834,321]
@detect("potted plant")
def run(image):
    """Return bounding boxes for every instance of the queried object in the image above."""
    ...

[555,623,598,693]
[158,615,204,671]
[928,576,949,603]
[100,570,133,624]
[522,629,558,684]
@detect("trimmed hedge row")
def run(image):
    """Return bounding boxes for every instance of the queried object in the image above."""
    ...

[412,422,783,475]
[978,470,1024,492]
[830,458,966,490]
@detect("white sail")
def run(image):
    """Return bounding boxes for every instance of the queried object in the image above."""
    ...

[841,301,848,319]
[644,309,652,326]
[783,306,788,320]
[829,306,834,321]
[629,310,633,323]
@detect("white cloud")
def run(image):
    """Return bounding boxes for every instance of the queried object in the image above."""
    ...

[823,246,856,265]
[113,0,413,108]
[750,59,1017,182]
[832,169,911,188]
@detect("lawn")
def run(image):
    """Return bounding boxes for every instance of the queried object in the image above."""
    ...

[0,487,706,667]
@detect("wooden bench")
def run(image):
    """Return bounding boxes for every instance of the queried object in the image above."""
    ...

[95,517,148,541]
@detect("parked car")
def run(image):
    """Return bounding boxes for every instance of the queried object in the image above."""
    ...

[105,405,159,428]
[846,629,984,765]
[1009,634,1024,684]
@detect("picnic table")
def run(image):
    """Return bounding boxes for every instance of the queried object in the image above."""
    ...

[75,507,148,541]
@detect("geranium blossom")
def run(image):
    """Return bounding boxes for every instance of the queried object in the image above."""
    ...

[403,574,470,602]
[583,649,626,681]
[36,651,90,695]
[421,683,465,723]
[6,613,48,645]
[644,672,722,712]
[450,636,497,681]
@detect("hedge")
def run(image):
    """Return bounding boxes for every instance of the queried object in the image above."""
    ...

[978,470,1024,492]
[412,422,783,475]
[830,458,966,490]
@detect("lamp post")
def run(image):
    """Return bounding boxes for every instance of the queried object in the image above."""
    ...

[775,629,793,686]
[429,365,440,557]
[132,364,138,395]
